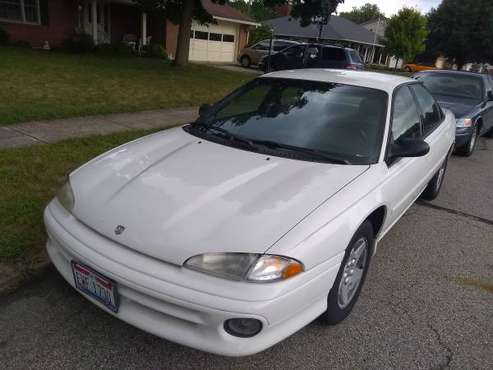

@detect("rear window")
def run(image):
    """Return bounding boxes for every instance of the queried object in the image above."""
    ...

[349,50,363,64]
[322,47,346,61]
[415,73,484,101]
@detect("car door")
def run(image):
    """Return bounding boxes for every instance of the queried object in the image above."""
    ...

[251,41,271,64]
[279,45,306,69]
[381,85,431,225]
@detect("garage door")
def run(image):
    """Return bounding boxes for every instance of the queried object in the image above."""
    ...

[189,21,238,63]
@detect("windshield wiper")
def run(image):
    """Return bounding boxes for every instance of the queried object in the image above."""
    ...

[192,123,256,148]
[248,138,351,165]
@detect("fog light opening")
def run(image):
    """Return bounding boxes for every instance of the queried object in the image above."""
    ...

[224,318,262,338]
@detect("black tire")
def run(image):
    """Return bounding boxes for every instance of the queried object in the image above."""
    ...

[456,124,479,156]
[321,220,374,325]
[240,55,251,68]
[421,156,448,201]
[404,66,412,72]
[484,127,493,138]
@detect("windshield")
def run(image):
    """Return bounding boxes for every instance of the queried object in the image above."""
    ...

[416,73,484,101]
[189,78,388,165]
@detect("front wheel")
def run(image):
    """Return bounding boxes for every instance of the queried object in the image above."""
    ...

[421,157,448,200]
[240,55,251,68]
[456,124,478,156]
[321,220,373,325]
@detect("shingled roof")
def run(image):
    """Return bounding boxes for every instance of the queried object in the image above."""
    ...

[201,0,257,24]
[263,16,383,46]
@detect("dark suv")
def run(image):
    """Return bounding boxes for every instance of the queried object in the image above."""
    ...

[260,43,364,72]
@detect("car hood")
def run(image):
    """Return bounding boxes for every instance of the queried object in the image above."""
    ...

[434,94,479,118]
[70,127,368,266]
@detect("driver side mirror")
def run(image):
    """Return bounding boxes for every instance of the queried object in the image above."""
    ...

[389,138,430,160]
[199,103,212,116]
[487,91,493,101]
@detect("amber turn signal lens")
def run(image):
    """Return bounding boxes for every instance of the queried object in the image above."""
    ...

[282,262,303,280]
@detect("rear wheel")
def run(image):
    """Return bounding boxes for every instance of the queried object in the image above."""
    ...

[404,66,412,72]
[321,221,373,325]
[457,124,479,156]
[421,157,448,200]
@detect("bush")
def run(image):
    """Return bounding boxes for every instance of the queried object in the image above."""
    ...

[0,25,10,45]
[94,43,117,55]
[143,43,168,59]
[62,32,94,53]
[13,40,31,48]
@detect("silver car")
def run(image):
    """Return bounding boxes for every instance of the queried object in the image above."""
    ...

[238,39,300,68]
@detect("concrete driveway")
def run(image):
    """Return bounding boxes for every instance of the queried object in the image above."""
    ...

[1,138,492,370]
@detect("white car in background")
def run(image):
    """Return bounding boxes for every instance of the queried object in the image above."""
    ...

[45,70,455,356]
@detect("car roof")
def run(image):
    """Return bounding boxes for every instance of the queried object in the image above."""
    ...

[261,69,413,92]
[417,69,487,79]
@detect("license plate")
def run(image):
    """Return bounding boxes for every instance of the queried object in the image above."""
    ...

[71,261,119,313]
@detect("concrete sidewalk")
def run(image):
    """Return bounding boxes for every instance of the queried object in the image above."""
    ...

[0,107,198,149]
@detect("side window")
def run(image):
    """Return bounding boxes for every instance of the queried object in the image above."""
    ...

[253,42,269,51]
[392,86,422,142]
[284,45,304,57]
[321,47,346,61]
[410,84,442,135]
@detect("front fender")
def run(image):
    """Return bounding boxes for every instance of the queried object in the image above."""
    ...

[266,165,388,271]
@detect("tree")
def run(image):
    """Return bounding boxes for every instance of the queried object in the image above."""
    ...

[384,8,428,69]
[248,24,272,46]
[230,0,276,22]
[134,0,345,66]
[426,0,493,69]
[339,3,385,24]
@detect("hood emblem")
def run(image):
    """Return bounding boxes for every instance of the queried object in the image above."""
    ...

[114,225,126,235]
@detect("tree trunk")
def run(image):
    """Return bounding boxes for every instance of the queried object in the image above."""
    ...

[174,0,194,67]
[394,57,399,71]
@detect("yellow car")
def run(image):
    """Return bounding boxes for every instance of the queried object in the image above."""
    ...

[403,63,436,72]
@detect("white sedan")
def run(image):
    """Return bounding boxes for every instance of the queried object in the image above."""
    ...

[45,69,455,356]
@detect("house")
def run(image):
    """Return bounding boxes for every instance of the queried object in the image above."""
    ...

[360,18,402,69]
[0,0,258,63]
[263,15,390,66]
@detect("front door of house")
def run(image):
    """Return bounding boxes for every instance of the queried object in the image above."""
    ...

[82,1,111,44]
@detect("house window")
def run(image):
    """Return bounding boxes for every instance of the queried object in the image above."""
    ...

[209,33,221,41]
[222,34,234,42]
[0,0,40,24]
[194,31,208,40]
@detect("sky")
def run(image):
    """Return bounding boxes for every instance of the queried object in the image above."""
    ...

[336,0,442,16]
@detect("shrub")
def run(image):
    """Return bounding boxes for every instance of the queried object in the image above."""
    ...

[0,25,10,45]
[62,32,94,53]
[13,40,31,48]
[144,43,168,60]
[94,43,117,55]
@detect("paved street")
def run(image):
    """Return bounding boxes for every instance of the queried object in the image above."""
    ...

[1,138,492,370]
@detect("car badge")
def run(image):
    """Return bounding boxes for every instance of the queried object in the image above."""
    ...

[114,225,126,235]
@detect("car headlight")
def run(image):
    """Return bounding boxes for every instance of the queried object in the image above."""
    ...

[184,253,303,282]
[57,178,75,213]
[456,118,473,128]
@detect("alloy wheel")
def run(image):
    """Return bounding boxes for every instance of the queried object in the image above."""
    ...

[337,237,368,309]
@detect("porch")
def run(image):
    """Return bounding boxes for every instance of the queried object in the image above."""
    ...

[78,0,157,48]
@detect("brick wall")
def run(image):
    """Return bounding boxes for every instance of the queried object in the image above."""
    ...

[0,0,78,48]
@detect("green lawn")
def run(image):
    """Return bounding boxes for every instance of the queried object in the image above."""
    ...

[0,129,157,263]
[0,47,251,125]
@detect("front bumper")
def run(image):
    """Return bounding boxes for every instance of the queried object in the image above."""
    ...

[44,200,341,356]
[455,127,473,148]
